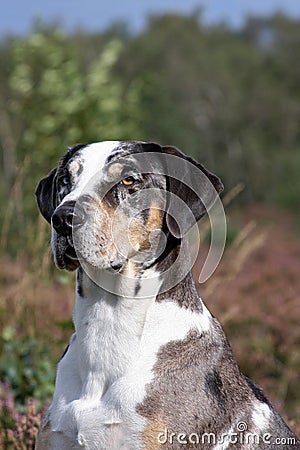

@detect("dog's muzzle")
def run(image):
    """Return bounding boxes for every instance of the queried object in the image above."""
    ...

[52,201,85,237]
[51,201,86,269]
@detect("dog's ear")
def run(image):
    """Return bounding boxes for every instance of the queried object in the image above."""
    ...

[162,146,223,238]
[35,168,57,223]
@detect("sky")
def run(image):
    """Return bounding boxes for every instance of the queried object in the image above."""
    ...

[2,0,300,36]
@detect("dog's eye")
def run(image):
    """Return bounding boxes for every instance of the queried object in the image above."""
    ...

[61,175,70,186]
[121,176,136,186]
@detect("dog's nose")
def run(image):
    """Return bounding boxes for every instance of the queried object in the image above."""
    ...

[52,202,85,235]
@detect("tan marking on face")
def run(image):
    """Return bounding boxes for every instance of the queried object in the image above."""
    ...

[68,160,81,177]
[83,195,164,267]
[92,198,134,265]
[77,195,116,263]
[107,162,124,178]
[129,218,149,251]
[94,198,116,251]
[142,419,167,450]
[146,202,164,233]
[129,201,164,251]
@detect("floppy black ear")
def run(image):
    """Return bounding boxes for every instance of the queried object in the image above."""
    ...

[35,168,57,223]
[162,146,223,238]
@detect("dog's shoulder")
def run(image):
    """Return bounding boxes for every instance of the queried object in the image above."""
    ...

[137,317,300,449]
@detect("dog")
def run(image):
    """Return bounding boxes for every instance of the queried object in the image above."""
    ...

[35,141,299,449]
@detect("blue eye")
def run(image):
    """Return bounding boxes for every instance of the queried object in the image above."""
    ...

[61,176,70,186]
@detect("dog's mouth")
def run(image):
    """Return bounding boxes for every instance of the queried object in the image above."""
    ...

[54,228,126,273]
[65,240,78,261]
[55,234,80,271]
[65,235,76,254]
[65,235,80,262]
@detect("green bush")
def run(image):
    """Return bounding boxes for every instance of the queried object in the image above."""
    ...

[0,325,55,409]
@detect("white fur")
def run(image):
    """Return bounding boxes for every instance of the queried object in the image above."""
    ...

[251,401,271,431]
[47,267,211,449]
[60,141,120,205]
[212,425,234,450]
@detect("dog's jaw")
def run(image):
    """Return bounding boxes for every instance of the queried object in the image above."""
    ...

[51,229,80,271]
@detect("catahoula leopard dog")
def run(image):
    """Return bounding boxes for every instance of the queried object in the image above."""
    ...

[35,141,299,449]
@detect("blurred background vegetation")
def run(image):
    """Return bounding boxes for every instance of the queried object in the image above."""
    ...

[0,10,300,447]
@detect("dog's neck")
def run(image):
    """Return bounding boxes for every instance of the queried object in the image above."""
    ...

[74,239,202,325]
[75,260,162,301]
[72,256,163,341]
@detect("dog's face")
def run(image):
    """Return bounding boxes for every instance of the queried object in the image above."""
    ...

[36,141,223,272]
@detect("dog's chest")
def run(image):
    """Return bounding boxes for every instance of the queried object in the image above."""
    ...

[51,287,212,449]
[73,293,150,394]
[50,293,153,448]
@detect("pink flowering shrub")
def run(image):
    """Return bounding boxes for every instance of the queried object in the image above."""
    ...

[0,383,42,449]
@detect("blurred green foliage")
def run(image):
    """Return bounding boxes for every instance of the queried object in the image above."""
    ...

[1,12,300,256]
[0,13,300,433]
[0,325,55,409]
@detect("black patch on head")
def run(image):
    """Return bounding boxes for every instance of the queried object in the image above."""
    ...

[35,144,87,224]
[105,141,145,165]
[56,144,86,196]
[59,143,86,169]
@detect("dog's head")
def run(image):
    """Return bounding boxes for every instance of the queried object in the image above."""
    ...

[36,141,223,272]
